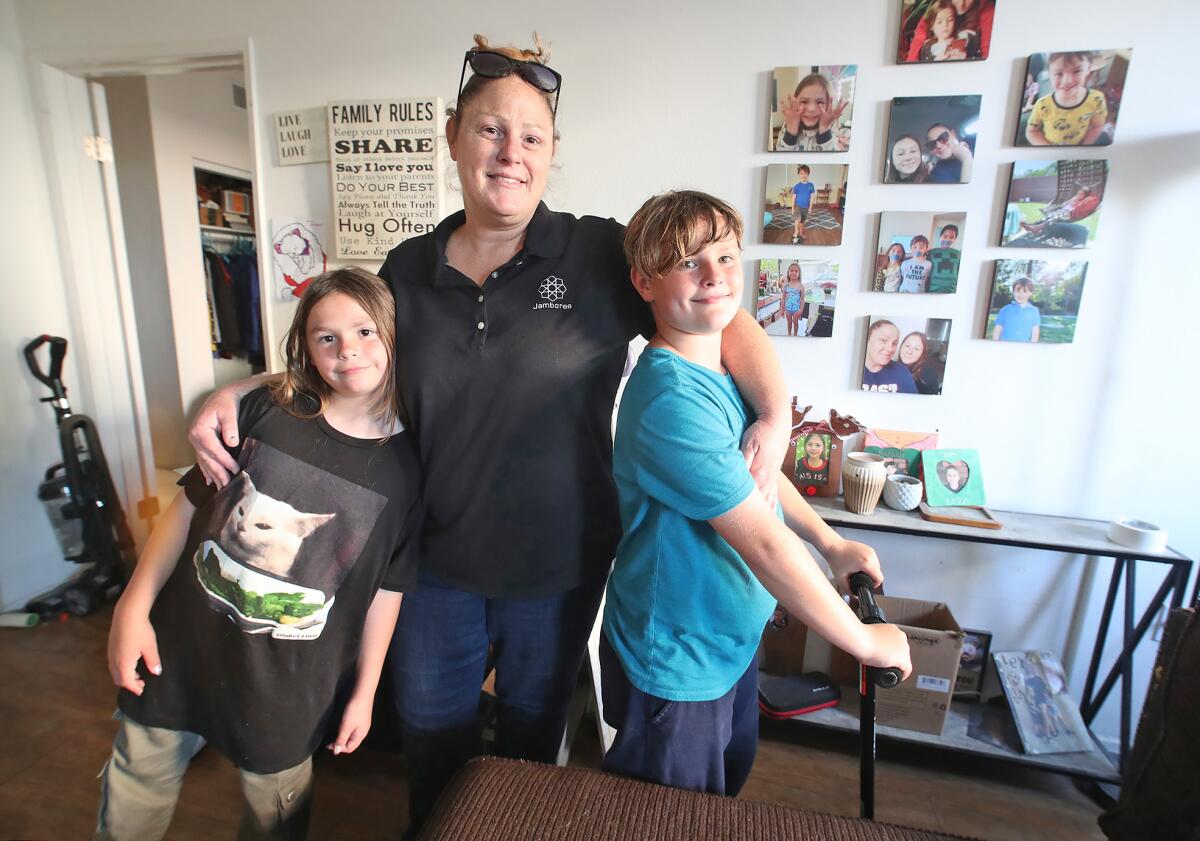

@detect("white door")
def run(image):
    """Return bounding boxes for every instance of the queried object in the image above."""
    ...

[35,63,155,545]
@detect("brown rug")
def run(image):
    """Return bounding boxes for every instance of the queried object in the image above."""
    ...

[422,757,981,841]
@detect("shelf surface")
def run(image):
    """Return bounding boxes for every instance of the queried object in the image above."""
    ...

[770,687,1121,784]
[806,496,1190,564]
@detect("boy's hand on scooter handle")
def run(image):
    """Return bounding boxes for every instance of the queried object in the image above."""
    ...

[107,603,162,696]
[823,537,884,593]
[860,623,912,681]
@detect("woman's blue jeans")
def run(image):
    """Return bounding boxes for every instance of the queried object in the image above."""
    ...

[386,572,604,834]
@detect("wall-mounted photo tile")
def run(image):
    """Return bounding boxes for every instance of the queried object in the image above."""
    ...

[1016,49,1132,147]
[755,259,839,337]
[872,211,966,293]
[768,65,858,152]
[897,0,994,64]
[985,259,1088,344]
[883,95,981,184]
[861,315,953,395]
[1000,160,1107,248]
[762,164,849,245]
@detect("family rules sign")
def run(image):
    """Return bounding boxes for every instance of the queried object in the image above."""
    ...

[327,98,441,260]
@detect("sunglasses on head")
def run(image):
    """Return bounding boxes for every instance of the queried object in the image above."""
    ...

[925,130,952,150]
[457,48,562,116]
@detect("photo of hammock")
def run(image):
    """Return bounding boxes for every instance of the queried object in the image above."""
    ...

[1000,159,1107,248]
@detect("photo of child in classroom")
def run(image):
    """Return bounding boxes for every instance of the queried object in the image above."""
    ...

[1015,49,1132,146]
[872,212,966,294]
[1000,160,1107,248]
[767,65,857,152]
[762,164,849,246]
[755,258,840,338]
[985,259,1088,344]
[897,0,994,64]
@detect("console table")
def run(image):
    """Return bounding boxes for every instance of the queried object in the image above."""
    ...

[794,496,1194,784]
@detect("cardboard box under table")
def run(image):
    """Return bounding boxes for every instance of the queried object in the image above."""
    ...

[831,595,965,736]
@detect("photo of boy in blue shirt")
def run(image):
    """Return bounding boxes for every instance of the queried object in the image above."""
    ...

[992,277,1041,342]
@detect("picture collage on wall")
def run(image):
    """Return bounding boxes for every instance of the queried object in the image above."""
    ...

[755,259,839,338]
[753,3,1127,411]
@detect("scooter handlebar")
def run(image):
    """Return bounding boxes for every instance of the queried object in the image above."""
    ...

[849,572,903,689]
[23,335,68,395]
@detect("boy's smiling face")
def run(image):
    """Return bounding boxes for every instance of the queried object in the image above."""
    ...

[1013,285,1034,305]
[635,230,743,338]
[1050,56,1091,99]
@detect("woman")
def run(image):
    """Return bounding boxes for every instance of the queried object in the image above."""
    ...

[861,319,917,394]
[885,135,929,183]
[188,34,790,835]
[898,330,939,396]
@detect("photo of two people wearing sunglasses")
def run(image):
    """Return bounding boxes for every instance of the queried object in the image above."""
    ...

[883,95,982,184]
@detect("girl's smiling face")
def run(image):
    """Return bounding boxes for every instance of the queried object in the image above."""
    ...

[892,137,923,175]
[899,333,926,366]
[794,81,830,126]
[805,435,825,460]
[932,7,956,41]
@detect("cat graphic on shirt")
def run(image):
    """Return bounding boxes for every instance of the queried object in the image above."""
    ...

[219,474,335,578]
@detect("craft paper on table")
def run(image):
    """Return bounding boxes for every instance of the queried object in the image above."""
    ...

[762,164,849,246]
[767,65,857,152]
[863,429,939,477]
[1015,49,1132,147]
[755,259,839,338]
[993,650,1092,755]
[985,259,1088,344]
[921,448,985,507]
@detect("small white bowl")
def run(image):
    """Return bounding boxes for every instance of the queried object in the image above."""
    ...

[883,475,923,511]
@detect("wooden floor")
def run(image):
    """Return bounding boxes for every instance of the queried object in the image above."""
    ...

[0,606,1107,840]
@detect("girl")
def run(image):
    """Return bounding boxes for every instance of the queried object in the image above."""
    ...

[886,135,929,183]
[898,331,928,376]
[97,268,421,841]
[874,243,906,292]
[801,433,828,473]
[775,73,848,151]
[782,263,804,336]
[918,0,980,61]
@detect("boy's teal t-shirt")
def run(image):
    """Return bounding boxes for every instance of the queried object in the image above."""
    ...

[604,348,778,702]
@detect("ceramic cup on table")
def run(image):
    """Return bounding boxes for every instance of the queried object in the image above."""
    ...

[842,452,888,515]
[883,474,924,511]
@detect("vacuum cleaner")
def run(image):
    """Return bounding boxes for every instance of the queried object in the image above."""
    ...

[22,335,135,617]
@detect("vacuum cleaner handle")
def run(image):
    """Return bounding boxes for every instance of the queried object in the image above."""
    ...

[849,572,902,689]
[24,335,69,396]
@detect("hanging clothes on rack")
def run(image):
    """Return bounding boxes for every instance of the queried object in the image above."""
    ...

[201,229,260,365]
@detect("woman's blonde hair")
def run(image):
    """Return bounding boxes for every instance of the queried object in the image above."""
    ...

[272,267,400,435]
[447,33,557,129]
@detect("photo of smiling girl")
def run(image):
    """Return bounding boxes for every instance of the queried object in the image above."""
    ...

[769,65,857,152]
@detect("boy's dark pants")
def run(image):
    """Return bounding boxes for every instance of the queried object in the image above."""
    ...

[599,632,759,797]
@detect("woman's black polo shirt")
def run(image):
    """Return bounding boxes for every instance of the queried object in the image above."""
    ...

[379,202,654,599]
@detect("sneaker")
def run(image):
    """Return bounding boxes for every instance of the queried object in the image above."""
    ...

[791,235,800,244]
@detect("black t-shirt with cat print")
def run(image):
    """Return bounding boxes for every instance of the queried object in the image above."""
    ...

[119,387,420,773]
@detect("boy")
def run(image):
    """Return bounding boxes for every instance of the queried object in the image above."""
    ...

[601,190,911,796]
[789,165,815,244]
[993,277,1041,342]
[926,224,961,294]
[1026,52,1107,146]
[899,234,932,293]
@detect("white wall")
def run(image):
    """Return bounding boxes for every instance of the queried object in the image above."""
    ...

[0,0,87,610]
[12,0,1199,746]
[144,68,254,433]
[103,75,189,469]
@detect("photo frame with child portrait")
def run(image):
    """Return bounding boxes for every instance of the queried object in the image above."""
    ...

[985,259,1088,344]
[872,211,966,293]
[883,96,981,184]
[786,401,843,498]
[768,65,857,152]
[863,428,939,478]
[755,259,839,338]
[762,164,849,246]
[897,0,994,64]
[955,628,993,698]
[861,315,952,396]
[1000,160,1107,248]
[922,448,985,506]
[993,650,1091,755]
[1015,49,1132,147]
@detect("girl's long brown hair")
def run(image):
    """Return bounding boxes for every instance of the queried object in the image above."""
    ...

[271,267,401,434]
